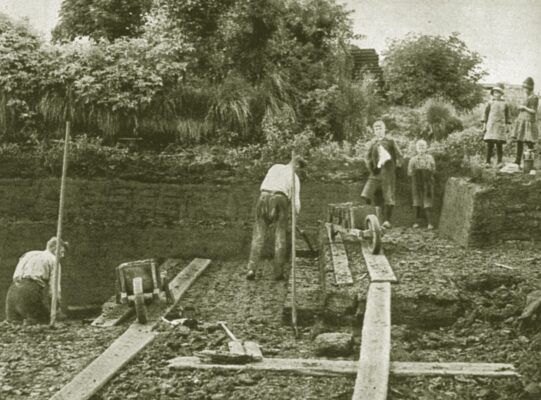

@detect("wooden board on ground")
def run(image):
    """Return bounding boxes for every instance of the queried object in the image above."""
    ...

[325,223,353,285]
[352,281,392,400]
[167,357,518,378]
[50,258,211,400]
[361,242,397,283]
[91,295,133,327]
[167,258,211,303]
[390,362,518,377]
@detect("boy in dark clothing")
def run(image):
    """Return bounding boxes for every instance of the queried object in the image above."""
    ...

[361,120,403,229]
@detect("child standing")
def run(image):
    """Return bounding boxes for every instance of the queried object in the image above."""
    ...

[408,140,435,229]
[483,83,510,168]
[361,120,403,229]
[513,77,539,166]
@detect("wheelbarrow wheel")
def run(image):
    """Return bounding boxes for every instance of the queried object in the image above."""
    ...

[133,277,147,324]
[366,214,382,255]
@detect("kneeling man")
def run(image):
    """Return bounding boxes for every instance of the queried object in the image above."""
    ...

[5,237,68,324]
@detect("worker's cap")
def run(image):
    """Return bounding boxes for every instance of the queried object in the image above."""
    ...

[46,236,69,253]
[523,77,535,90]
[491,83,505,95]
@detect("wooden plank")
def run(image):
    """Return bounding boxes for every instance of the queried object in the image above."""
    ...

[168,258,211,303]
[325,223,353,285]
[243,341,263,360]
[352,282,391,400]
[91,296,133,327]
[167,357,518,378]
[51,258,211,400]
[391,362,519,377]
[50,324,156,400]
[361,242,397,283]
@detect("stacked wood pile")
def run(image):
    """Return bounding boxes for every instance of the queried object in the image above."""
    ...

[350,47,383,82]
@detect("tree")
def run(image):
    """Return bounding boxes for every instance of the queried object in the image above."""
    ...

[0,13,48,140]
[52,0,153,42]
[382,33,487,110]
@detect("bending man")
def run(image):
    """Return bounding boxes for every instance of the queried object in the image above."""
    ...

[246,155,305,281]
[5,236,68,324]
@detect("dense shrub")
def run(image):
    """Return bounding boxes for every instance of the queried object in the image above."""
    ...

[422,98,464,141]
[383,33,486,110]
[430,127,485,173]
[381,107,424,139]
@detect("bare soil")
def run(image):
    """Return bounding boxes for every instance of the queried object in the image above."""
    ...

[1,229,541,399]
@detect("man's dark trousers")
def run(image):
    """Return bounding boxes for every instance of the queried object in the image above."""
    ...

[5,279,50,323]
[247,191,289,279]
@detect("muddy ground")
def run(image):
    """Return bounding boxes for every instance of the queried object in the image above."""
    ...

[1,228,541,399]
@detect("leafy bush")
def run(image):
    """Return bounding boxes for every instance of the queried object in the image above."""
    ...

[422,98,463,140]
[381,107,424,139]
[430,127,485,174]
[383,33,486,110]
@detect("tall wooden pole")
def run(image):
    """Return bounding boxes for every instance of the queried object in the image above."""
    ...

[50,108,71,326]
[291,150,298,337]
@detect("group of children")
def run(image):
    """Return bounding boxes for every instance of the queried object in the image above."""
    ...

[361,76,539,229]
[362,120,435,230]
[483,77,539,167]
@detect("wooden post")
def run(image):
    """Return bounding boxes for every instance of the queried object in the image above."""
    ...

[291,150,298,337]
[50,117,71,326]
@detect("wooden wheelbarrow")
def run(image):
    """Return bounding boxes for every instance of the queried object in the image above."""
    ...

[115,259,169,324]
[327,203,383,254]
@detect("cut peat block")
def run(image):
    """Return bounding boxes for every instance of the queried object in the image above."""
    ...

[352,241,463,328]
[320,225,464,328]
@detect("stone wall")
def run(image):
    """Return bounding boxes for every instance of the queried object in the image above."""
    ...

[439,175,541,247]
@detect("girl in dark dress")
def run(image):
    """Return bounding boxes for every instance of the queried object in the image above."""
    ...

[513,77,539,166]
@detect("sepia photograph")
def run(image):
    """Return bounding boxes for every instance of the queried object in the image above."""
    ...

[0,0,540,399]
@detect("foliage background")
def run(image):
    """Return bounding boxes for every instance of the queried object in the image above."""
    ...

[0,1,503,183]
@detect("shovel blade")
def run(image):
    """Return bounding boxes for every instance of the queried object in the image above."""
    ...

[228,340,245,355]
[243,341,263,361]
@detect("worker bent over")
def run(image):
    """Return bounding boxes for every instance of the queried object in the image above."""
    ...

[5,237,68,324]
[246,156,305,281]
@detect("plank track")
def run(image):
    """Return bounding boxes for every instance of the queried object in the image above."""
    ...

[50,258,211,400]
[325,223,353,285]
[361,242,397,283]
[167,357,518,378]
[352,282,392,400]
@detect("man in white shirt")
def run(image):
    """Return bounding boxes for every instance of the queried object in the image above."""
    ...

[246,155,305,280]
[5,237,68,324]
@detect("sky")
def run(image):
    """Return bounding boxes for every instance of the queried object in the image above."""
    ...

[1,0,540,86]
[342,0,541,86]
